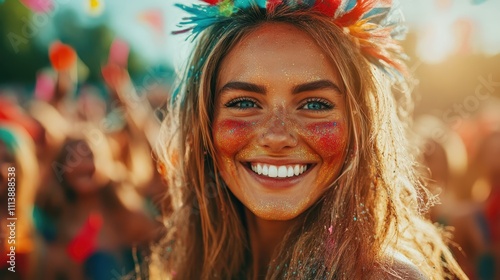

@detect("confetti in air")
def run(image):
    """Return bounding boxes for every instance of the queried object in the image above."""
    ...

[20,0,53,13]
[49,41,77,72]
[138,9,165,35]
[108,38,130,67]
[66,213,103,263]
[86,0,104,16]
[34,70,55,101]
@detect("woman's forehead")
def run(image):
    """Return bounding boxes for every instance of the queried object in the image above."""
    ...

[240,22,314,44]
[216,22,341,90]
[232,22,320,57]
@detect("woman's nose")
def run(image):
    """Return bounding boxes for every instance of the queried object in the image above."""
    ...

[257,115,298,152]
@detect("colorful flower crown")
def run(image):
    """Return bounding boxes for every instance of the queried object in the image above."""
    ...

[173,0,408,81]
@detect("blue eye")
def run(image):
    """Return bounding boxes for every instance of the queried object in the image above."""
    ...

[300,98,334,111]
[225,98,258,109]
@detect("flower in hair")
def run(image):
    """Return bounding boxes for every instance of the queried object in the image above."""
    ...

[173,0,408,81]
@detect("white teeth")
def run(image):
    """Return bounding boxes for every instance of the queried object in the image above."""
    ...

[249,163,309,178]
[294,165,300,176]
[262,165,269,176]
[278,166,287,178]
[269,165,278,178]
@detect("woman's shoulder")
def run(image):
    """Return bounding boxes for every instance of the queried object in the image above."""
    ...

[374,251,428,280]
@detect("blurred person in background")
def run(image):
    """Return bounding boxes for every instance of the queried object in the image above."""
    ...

[414,114,485,276]
[27,42,80,189]
[442,99,500,280]
[101,61,166,216]
[0,123,39,280]
[34,126,160,280]
[452,131,500,280]
[0,97,48,164]
[476,131,500,279]
[414,115,469,225]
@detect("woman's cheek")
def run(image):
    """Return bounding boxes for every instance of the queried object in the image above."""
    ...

[213,119,255,155]
[303,121,347,157]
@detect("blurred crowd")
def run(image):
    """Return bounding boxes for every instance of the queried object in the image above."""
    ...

[1,42,166,280]
[415,101,500,280]
[1,41,500,280]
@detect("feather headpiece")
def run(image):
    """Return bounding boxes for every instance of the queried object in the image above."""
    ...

[174,0,408,82]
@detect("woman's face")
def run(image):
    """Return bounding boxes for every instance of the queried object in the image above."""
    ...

[212,23,349,220]
[63,141,99,195]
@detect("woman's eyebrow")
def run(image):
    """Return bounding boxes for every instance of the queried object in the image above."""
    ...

[218,81,266,95]
[292,80,342,94]
[217,80,342,95]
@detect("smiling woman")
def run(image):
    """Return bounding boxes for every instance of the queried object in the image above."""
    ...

[213,23,348,222]
[153,1,467,279]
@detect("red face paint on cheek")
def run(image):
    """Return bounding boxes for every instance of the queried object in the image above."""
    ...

[304,121,347,157]
[213,119,255,154]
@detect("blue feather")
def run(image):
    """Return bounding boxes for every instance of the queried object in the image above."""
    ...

[363,7,389,20]
[256,0,268,8]
[174,3,228,35]
[234,0,251,8]
[345,0,357,12]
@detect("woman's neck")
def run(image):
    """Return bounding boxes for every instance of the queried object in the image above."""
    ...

[245,209,295,278]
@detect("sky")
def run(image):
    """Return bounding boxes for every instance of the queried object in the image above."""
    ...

[400,0,500,62]
[23,0,500,67]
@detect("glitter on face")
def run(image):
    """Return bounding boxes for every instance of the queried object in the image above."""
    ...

[213,119,255,150]
[304,121,346,157]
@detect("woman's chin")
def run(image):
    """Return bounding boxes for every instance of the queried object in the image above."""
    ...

[244,199,308,221]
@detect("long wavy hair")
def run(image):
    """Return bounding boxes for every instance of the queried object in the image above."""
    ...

[153,5,466,279]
